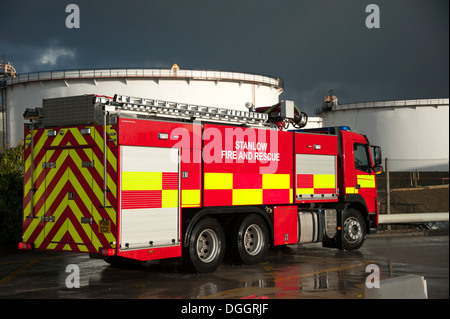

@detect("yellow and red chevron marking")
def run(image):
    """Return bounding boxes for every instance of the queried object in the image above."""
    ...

[22,125,118,254]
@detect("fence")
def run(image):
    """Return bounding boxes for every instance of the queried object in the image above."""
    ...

[376,158,449,231]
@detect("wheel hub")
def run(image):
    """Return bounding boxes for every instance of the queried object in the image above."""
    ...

[244,224,264,256]
[196,229,219,263]
[344,217,362,242]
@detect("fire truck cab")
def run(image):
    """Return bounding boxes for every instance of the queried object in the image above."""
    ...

[20,94,382,273]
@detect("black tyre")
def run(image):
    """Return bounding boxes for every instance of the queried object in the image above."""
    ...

[342,208,366,250]
[185,218,225,273]
[228,214,269,265]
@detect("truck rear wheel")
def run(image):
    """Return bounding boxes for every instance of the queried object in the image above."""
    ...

[185,218,225,273]
[342,208,366,250]
[228,214,269,265]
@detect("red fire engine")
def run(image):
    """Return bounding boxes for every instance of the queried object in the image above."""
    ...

[19,94,382,273]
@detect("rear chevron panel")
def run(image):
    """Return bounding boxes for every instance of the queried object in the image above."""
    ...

[22,125,118,254]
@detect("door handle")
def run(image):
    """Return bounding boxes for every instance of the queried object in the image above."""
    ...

[41,216,55,222]
[80,217,93,224]
[42,162,56,169]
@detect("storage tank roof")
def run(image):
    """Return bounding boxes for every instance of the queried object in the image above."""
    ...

[6,67,284,90]
[316,98,449,114]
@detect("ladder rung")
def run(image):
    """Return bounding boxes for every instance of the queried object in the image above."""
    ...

[97,94,270,126]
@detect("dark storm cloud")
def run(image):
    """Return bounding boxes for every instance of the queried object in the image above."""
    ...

[1,0,448,114]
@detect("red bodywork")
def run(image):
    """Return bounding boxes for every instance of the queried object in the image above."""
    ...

[21,116,378,261]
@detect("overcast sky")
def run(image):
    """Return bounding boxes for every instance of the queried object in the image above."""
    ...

[2,0,448,114]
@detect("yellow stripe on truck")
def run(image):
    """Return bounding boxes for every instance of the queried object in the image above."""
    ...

[162,190,178,208]
[346,187,358,194]
[232,189,263,205]
[262,174,290,189]
[357,175,376,188]
[313,174,335,189]
[204,173,233,190]
[122,172,163,190]
[182,189,201,207]
[297,188,315,195]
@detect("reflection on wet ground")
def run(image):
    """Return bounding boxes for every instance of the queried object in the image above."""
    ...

[0,235,448,299]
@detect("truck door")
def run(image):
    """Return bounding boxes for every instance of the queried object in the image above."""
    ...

[351,141,377,213]
[341,130,378,213]
[43,147,94,249]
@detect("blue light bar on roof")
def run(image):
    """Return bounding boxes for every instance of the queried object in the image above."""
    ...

[294,126,352,133]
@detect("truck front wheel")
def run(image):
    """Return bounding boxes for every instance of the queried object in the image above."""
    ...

[342,208,366,250]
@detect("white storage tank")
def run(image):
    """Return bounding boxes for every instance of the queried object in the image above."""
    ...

[317,98,449,172]
[3,67,284,147]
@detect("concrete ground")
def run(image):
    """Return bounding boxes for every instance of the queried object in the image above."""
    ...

[0,232,447,300]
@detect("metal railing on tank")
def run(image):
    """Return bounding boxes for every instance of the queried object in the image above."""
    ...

[6,68,284,89]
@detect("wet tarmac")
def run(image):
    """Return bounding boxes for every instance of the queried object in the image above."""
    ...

[0,235,448,299]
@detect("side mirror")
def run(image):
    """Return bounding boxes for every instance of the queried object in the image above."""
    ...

[372,146,382,167]
[373,165,383,174]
